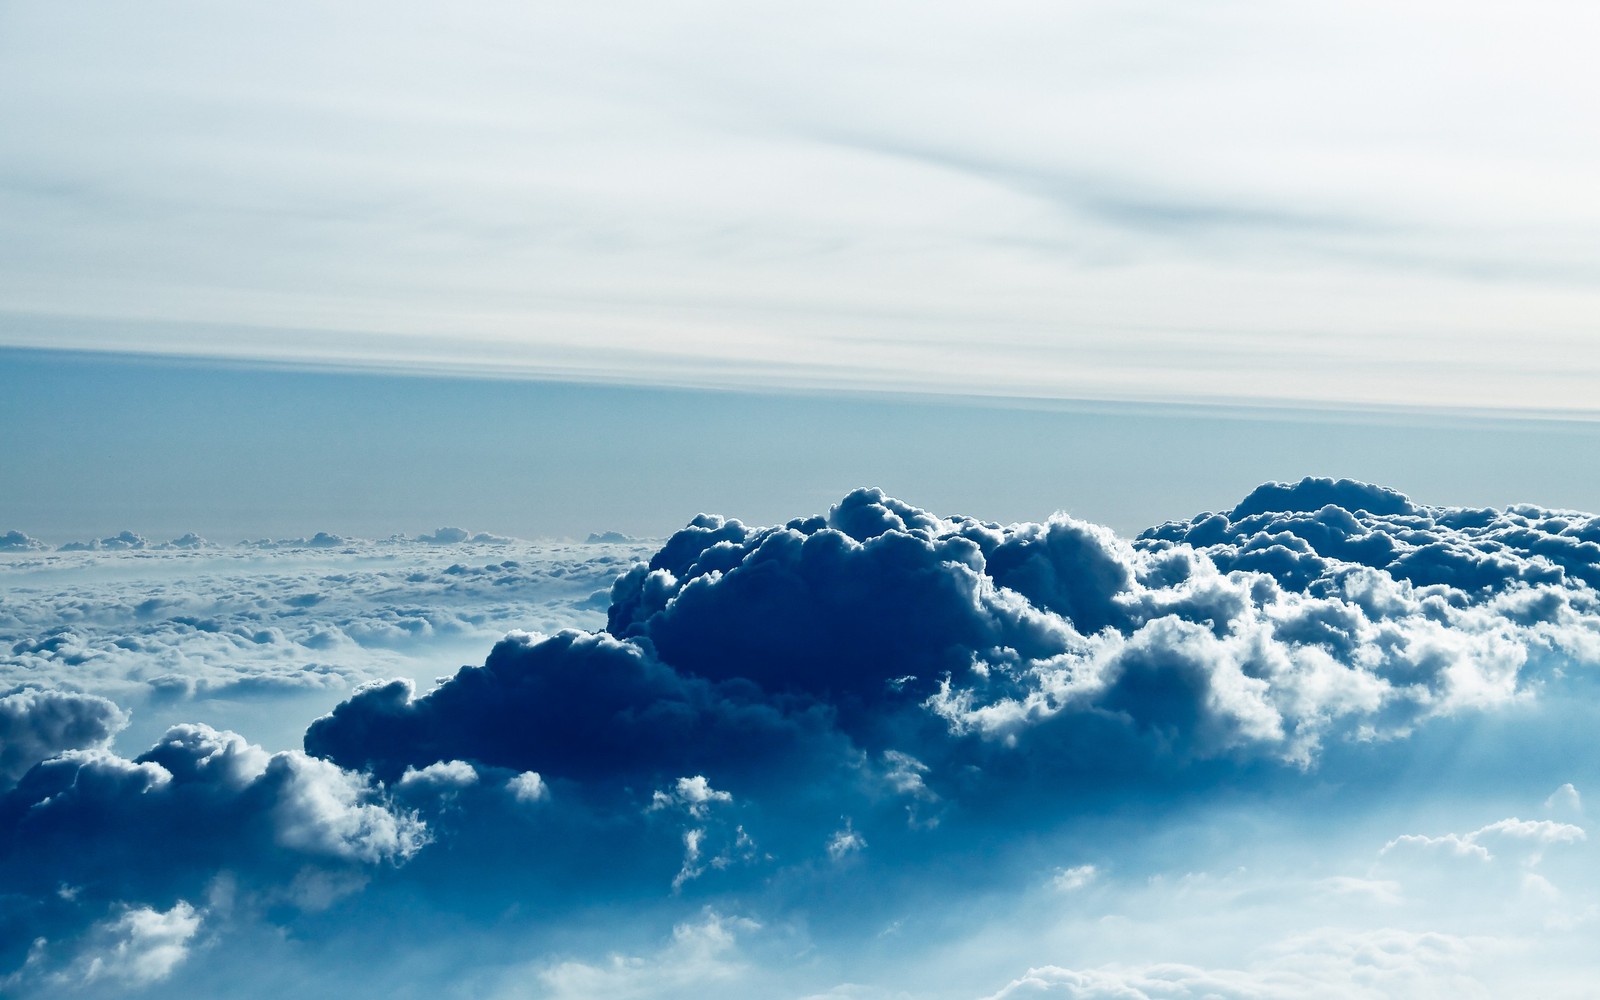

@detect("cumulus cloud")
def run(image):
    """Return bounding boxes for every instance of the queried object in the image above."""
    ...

[59,531,151,552]
[304,629,847,790]
[2,723,426,882]
[827,820,866,862]
[506,770,548,804]
[275,478,1600,950]
[313,481,1600,817]
[1383,817,1586,864]
[0,530,46,552]
[60,901,203,989]
[7,480,1600,995]
[1544,783,1583,817]
[412,527,515,545]
[650,775,734,820]
[0,723,429,984]
[0,688,128,785]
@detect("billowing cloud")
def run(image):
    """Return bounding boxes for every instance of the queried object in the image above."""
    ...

[0,688,127,785]
[53,901,203,990]
[310,480,1600,809]
[0,723,429,989]
[5,481,1600,995]
[0,530,46,552]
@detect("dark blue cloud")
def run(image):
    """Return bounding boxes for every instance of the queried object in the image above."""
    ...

[305,629,847,790]
[304,478,1600,866]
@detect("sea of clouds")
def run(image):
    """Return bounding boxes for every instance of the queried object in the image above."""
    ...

[2,481,1597,998]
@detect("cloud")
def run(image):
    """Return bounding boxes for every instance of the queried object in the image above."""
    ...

[826,820,866,862]
[0,723,429,985]
[981,929,1491,1000]
[588,531,644,545]
[1544,783,1583,817]
[2,724,426,885]
[1052,865,1098,892]
[58,531,150,552]
[296,480,1600,895]
[650,775,734,820]
[526,910,762,1000]
[506,770,548,804]
[304,629,847,789]
[59,901,203,989]
[0,536,653,740]
[1383,817,1586,864]
[0,688,128,785]
[6,2,1600,415]
[239,531,352,551]
[0,530,46,552]
[7,480,1600,995]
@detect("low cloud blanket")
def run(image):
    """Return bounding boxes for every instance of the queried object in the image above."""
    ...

[5,480,1598,997]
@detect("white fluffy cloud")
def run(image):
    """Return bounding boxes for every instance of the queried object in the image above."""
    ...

[61,901,203,989]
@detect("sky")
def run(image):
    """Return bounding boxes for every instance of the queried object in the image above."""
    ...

[4,2,1600,998]
[2,1,1600,413]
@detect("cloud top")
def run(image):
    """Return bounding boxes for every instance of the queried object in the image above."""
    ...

[308,479,1600,831]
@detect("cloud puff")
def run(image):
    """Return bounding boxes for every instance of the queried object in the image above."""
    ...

[58,901,203,989]
[609,482,1600,765]
[1383,817,1586,864]
[0,688,128,785]
[304,629,845,789]
[1,724,426,888]
[58,531,151,552]
[0,723,428,985]
[0,530,47,552]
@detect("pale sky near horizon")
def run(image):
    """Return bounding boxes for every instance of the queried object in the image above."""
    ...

[6,346,1600,543]
[3,1,1599,414]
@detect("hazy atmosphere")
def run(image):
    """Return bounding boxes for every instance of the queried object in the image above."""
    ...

[3,3,1598,998]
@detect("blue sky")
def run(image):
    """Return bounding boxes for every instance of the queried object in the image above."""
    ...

[5,347,1600,544]
[4,3,1600,998]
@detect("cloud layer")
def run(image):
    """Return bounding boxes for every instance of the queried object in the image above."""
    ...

[4,480,1598,996]
[0,534,650,750]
